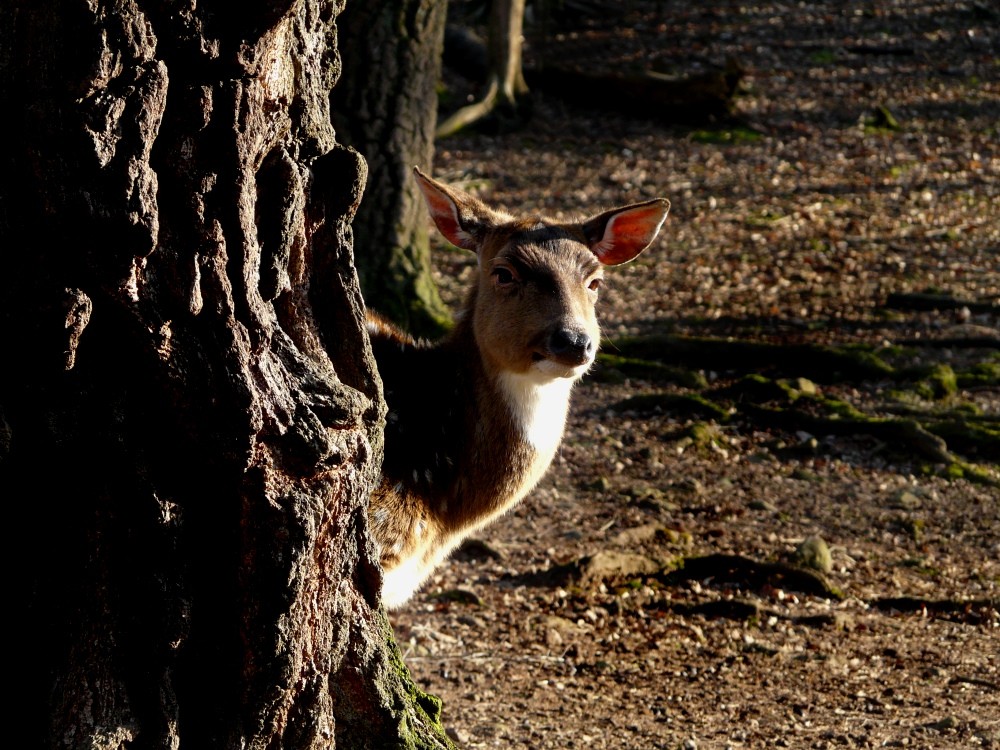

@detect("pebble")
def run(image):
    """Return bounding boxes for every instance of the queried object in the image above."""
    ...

[795,536,833,573]
[890,488,923,509]
[445,726,467,744]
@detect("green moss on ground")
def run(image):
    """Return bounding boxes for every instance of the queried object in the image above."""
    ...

[595,352,708,388]
[608,334,998,484]
[608,334,895,382]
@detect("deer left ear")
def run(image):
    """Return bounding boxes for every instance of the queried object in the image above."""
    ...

[582,198,670,266]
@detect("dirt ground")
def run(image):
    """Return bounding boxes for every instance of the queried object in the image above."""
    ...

[388,2,999,748]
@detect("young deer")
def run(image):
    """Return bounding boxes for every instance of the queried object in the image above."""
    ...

[367,168,669,608]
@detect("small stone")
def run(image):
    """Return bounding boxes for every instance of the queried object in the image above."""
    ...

[794,377,818,396]
[749,499,778,512]
[794,536,833,573]
[791,467,820,482]
[446,726,468,744]
[578,550,662,582]
[456,538,505,561]
[672,477,705,495]
[613,523,667,545]
[431,588,482,605]
[890,489,923,510]
[590,476,612,492]
[926,715,959,731]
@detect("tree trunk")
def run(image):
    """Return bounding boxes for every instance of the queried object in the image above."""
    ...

[436,0,529,138]
[0,1,451,747]
[488,0,529,105]
[332,0,451,338]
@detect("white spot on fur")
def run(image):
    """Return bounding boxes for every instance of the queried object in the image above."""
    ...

[373,508,388,524]
[381,555,424,609]
[498,369,576,454]
[381,537,462,609]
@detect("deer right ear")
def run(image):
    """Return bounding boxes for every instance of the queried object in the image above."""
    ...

[414,167,498,251]
[582,198,671,266]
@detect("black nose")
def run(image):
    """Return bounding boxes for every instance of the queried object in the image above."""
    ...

[549,328,594,363]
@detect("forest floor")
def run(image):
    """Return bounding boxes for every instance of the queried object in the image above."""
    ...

[389,2,999,748]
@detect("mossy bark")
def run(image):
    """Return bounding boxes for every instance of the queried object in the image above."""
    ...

[0,2,452,747]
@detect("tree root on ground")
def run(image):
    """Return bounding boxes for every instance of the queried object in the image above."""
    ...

[601,334,1000,484]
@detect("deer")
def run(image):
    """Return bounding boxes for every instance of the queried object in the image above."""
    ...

[366,167,670,608]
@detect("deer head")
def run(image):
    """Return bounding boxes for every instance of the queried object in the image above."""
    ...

[413,167,670,381]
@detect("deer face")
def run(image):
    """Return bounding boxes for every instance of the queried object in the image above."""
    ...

[413,167,670,380]
[473,225,603,380]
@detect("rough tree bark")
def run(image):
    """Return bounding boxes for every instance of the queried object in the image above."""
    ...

[332,0,451,338]
[0,1,451,747]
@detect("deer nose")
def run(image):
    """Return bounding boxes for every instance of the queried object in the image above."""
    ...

[548,328,594,364]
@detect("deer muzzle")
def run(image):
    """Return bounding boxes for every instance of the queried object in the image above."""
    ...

[543,327,595,369]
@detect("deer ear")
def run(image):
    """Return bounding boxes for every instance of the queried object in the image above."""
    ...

[582,198,670,266]
[413,167,498,251]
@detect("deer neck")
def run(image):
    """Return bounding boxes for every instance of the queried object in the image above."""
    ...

[495,368,574,458]
[448,312,575,458]
[437,317,575,523]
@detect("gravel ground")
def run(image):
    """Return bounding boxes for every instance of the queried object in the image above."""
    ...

[388,2,999,747]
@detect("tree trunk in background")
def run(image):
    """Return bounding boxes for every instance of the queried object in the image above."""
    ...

[0,1,451,747]
[435,0,529,138]
[487,0,529,106]
[332,0,451,339]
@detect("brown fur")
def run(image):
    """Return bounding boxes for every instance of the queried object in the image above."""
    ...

[367,169,669,608]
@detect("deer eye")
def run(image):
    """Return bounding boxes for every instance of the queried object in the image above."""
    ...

[492,266,517,287]
[588,277,603,292]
